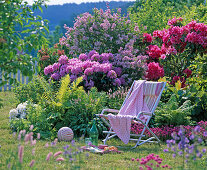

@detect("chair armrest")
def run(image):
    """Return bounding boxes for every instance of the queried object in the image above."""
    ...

[137,111,153,117]
[96,108,119,117]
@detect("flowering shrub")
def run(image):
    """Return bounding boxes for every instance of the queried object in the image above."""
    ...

[44,50,147,91]
[59,8,146,57]
[131,121,207,142]
[148,18,207,85]
[9,102,28,121]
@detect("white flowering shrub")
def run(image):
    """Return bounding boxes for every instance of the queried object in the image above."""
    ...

[9,102,29,121]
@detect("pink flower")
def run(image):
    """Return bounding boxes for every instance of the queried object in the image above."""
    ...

[18,145,24,163]
[54,151,62,158]
[58,55,68,65]
[46,152,53,161]
[145,62,164,80]
[56,157,65,162]
[147,45,162,59]
[79,53,88,61]
[45,143,49,148]
[143,33,152,43]
[37,133,40,139]
[44,65,53,75]
[168,17,183,26]
[160,54,166,60]
[134,26,139,32]
[84,68,94,76]
[29,160,35,167]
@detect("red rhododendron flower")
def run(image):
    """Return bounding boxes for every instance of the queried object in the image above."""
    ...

[143,33,152,43]
[168,17,183,26]
[183,68,192,78]
[145,62,164,81]
[147,45,162,59]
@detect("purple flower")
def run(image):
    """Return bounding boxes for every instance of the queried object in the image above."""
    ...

[172,153,176,158]
[189,134,195,140]
[70,75,77,82]
[163,149,169,153]
[88,50,98,58]
[107,70,117,79]
[84,68,94,76]
[113,78,121,86]
[114,67,122,76]
[202,149,206,153]
[52,63,60,71]
[194,126,200,133]
[51,73,61,80]
[44,65,53,75]
[58,55,68,65]
[203,131,207,137]
[79,53,88,61]
[197,138,202,144]
[91,54,100,61]
[178,151,183,156]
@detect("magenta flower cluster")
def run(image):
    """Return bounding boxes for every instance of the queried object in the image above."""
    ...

[131,153,171,169]
[131,121,207,141]
[44,50,147,91]
[144,18,207,82]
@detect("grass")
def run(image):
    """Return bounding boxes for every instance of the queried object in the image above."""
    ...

[0,91,207,169]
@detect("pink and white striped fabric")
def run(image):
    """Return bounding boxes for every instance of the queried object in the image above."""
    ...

[107,80,164,144]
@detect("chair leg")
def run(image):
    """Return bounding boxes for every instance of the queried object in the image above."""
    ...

[132,126,147,148]
[103,127,117,145]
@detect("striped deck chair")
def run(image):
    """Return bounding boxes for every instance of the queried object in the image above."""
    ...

[96,80,166,148]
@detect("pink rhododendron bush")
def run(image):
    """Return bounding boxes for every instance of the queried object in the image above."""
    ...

[44,50,148,91]
[145,17,207,85]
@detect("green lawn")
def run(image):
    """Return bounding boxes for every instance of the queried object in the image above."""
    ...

[0,91,206,169]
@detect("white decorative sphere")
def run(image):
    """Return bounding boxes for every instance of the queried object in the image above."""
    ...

[58,127,74,141]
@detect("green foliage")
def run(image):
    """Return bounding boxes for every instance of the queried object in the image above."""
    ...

[129,0,207,34]
[0,0,49,88]
[12,75,108,139]
[105,87,129,110]
[48,25,63,47]
[155,94,194,126]
[13,75,54,104]
[56,76,107,137]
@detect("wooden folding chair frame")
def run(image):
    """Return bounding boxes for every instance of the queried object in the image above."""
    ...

[96,81,166,148]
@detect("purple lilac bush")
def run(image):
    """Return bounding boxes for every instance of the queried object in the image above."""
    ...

[44,50,147,91]
[59,8,146,56]
[131,121,207,142]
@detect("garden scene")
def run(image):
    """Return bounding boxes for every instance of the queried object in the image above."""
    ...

[0,0,207,169]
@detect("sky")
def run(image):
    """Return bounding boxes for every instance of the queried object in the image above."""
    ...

[25,0,135,5]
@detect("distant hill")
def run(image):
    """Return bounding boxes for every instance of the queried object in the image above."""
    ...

[34,1,134,32]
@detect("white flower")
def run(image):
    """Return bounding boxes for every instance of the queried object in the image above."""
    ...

[20,112,27,119]
[17,103,27,113]
[9,109,18,121]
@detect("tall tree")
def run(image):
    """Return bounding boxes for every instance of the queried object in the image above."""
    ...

[0,0,49,87]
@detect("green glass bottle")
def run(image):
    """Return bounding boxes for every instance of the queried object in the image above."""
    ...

[89,119,99,146]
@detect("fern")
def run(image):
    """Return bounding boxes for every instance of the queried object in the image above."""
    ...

[56,75,71,103]
[155,94,195,126]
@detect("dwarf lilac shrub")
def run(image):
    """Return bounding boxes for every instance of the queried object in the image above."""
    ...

[44,50,147,91]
